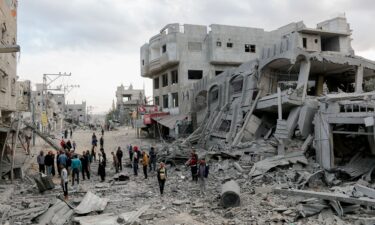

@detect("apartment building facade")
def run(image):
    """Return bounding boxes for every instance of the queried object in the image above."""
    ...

[0,0,19,122]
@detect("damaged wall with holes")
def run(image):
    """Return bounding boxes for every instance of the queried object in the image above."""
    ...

[0,0,18,122]
[186,16,375,171]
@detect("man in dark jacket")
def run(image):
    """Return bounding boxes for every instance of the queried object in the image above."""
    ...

[149,147,157,172]
[116,147,123,171]
[80,151,90,180]
[66,140,72,152]
[44,151,54,176]
[100,136,104,148]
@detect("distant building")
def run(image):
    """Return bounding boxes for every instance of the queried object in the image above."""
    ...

[115,84,145,125]
[31,83,65,131]
[65,101,87,124]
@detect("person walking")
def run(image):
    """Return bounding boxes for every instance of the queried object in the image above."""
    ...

[91,133,97,161]
[111,152,119,173]
[101,127,104,136]
[70,128,73,139]
[100,148,107,166]
[128,144,133,166]
[51,152,56,176]
[116,147,123,171]
[198,159,209,195]
[149,147,157,172]
[60,139,66,150]
[64,129,68,139]
[44,151,54,176]
[186,150,198,182]
[98,153,106,182]
[157,162,167,195]
[132,146,140,176]
[141,151,149,179]
[72,141,77,152]
[60,164,68,201]
[100,136,104,149]
[66,140,72,152]
[58,151,68,175]
[71,155,82,186]
[81,150,91,180]
[37,151,45,174]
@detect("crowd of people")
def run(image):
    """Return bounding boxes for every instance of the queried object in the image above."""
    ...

[36,128,209,201]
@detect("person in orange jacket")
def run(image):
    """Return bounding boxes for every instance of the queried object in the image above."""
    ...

[141,151,150,179]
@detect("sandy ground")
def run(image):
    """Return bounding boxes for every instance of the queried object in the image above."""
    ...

[67,127,158,157]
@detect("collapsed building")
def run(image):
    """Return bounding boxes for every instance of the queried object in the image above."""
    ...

[184,16,375,171]
[115,84,145,125]
[31,83,65,132]
[65,101,87,125]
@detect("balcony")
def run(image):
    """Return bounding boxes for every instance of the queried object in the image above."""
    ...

[142,52,179,78]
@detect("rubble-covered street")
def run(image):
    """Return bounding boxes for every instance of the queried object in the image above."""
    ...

[3,1,375,225]
[1,127,375,224]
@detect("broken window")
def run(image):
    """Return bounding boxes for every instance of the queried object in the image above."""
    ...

[218,120,231,132]
[162,44,167,53]
[227,42,233,48]
[321,36,340,51]
[162,74,168,87]
[231,77,243,94]
[215,71,223,76]
[154,77,159,89]
[162,94,168,108]
[142,60,144,65]
[188,42,202,51]
[302,38,307,48]
[245,44,256,53]
[188,70,203,80]
[216,41,222,47]
[154,96,159,106]
[171,70,178,84]
[171,92,179,107]
[209,88,219,103]
[58,102,62,105]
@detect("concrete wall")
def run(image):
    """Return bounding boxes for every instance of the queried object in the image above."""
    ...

[0,0,18,118]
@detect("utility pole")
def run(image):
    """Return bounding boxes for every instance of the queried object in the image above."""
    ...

[63,84,80,96]
[41,72,71,133]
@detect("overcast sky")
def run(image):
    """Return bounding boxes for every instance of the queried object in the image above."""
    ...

[17,0,375,113]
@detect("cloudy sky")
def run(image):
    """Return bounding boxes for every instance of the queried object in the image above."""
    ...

[17,0,375,113]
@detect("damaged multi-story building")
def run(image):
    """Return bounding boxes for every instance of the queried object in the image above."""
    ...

[140,23,289,137]
[31,83,65,131]
[184,16,375,171]
[115,84,145,125]
[0,0,19,124]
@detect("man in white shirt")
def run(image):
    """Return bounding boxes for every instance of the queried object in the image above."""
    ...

[60,165,68,200]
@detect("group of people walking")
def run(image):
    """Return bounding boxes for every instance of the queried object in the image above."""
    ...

[36,127,209,201]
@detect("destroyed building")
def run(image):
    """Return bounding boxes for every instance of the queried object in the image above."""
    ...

[115,84,145,125]
[31,83,65,131]
[65,101,87,125]
[185,16,375,171]
[140,23,295,137]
